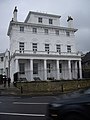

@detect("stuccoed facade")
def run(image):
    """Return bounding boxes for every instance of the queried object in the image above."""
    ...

[7,7,82,82]
[0,49,10,77]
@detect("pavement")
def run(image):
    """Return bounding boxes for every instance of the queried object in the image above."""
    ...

[0,83,20,96]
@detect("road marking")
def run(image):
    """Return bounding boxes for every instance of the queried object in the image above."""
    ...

[0,102,2,103]
[13,102,48,105]
[0,112,45,117]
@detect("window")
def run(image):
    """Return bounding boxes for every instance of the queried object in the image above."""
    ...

[59,63,62,73]
[32,28,37,33]
[45,44,49,53]
[20,26,24,32]
[33,63,38,74]
[47,63,51,73]
[66,31,70,36]
[49,19,53,24]
[67,45,71,53]
[19,63,25,74]
[1,57,3,62]
[32,43,37,52]
[44,29,48,34]
[55,30,59,35]
[19,42,24,53]
[38,17,42,23]
[56,44,61,54]
[0,68,3,74]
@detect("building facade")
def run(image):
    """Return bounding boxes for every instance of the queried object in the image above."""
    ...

[7,7,82,82]
[0,49,10,77]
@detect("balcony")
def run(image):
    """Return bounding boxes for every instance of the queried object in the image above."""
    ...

[13,50,81,57]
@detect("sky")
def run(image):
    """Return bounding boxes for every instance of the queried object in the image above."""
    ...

[0,0,90,53]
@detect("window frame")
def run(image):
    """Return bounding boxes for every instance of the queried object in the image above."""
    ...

[19,63,25,74]
[19,42,24,53]
[56,44,61,53]
[32,28,37,33]
[49,19,53,24]
[20,26,24,32]
[32,43,37,52]
[33,63,38,74]
[38,17,42,23]
[45,44,49,53]
[67,45,71,53]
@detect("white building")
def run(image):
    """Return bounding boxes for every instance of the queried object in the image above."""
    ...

[0,49,10,77]
[7,7,82,82]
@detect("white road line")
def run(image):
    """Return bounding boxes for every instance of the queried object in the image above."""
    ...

[13,102,48,105]
[0,112,45,117]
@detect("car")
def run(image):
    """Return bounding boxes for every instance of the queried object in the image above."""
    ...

[46,88,90,120]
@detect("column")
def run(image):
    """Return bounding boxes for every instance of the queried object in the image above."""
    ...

[56,60,59,80]
[79,60,82,79]
[15,59,19,73]
[68,60,71,79]
[30,59,33,81]
[44,59,47,80]
[75,61,78,79]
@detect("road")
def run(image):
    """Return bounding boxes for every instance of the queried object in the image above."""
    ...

[0,95,57,120]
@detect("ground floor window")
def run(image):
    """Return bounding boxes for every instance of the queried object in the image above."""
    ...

[19,63,25,74]
[47,63,51,73]
[59,63,62,73]
[33,63,38,74]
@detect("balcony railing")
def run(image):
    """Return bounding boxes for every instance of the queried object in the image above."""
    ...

[14,50,81,57]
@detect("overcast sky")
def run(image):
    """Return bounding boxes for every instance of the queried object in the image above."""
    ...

[0,0,90,53]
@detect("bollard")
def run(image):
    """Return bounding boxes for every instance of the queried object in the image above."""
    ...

[20,86,23,94]
[61,84,64,92]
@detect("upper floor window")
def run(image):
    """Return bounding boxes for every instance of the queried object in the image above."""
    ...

[44,29,48,34]
[1,57,3,62]
[49,19,53,24]
[45,44,49,54]
[56,44,61,54]
[32,28,37,33]
[32,43,37,52]
[55,30,59,35]
[19,42,24,53]
[20,26,24,32]
[67,45,71,53]
[38,17,42,23]
[66,31,70,36]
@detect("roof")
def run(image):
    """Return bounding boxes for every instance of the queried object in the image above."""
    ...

[25,11,61,23]
[82,52,90,63]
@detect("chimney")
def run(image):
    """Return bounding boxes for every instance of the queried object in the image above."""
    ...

[67,16,73,28]
[13,6,18,21]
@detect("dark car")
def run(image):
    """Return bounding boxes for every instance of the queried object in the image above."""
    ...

[46,88,90,120]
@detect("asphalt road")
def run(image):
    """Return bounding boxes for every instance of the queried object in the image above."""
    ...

[0,95,57,120]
